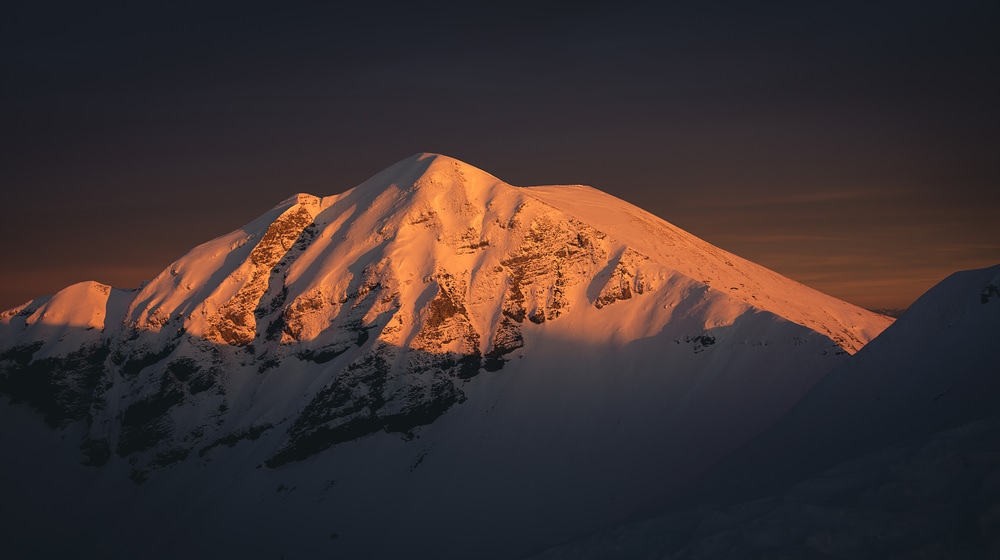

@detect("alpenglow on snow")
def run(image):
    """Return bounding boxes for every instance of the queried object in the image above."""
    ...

[0,153,893,559]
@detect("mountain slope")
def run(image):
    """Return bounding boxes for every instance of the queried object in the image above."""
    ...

[693,262,1000,501]
[0,153,892,558]
[530,264,1000,559]
[522,184,887,352]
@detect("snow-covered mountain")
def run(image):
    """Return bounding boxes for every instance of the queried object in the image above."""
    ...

[0,153,892,558]
[530,264,1000,559]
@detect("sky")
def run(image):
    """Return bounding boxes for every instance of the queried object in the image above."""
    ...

[2,1,997,312]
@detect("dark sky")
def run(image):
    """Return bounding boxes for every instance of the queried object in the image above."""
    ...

[2,1,998,311]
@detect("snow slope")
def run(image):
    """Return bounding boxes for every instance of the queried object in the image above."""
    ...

[530,264,1000,559]
[523,184,887,352]
[695,263,1000,500]
[0,153,894,558]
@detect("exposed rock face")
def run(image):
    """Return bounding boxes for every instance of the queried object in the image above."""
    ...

[0,153,893,486]
[594,248,650,309]
[205,202,319,345]
[499,216,605,323]
[0,340,108,429]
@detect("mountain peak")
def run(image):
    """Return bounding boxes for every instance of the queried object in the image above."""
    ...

[350,152,506,199]
[400,152,490,176]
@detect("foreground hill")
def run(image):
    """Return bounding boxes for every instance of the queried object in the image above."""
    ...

[532,264,1000,559]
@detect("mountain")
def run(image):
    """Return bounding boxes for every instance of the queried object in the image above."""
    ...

[0,153,892,558]
[530,264,1000,559]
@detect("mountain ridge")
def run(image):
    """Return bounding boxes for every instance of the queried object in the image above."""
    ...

[5,153,890,351]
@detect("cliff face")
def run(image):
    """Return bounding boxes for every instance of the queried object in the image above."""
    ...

[0,154,894,558]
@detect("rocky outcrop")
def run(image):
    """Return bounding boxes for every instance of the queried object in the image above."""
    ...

[499,216,608,323]
[594,248,651,309]
[204,201,319,345]
[0,340,108,429]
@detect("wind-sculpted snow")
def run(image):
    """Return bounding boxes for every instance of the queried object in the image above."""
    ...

[0,153,897,558]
